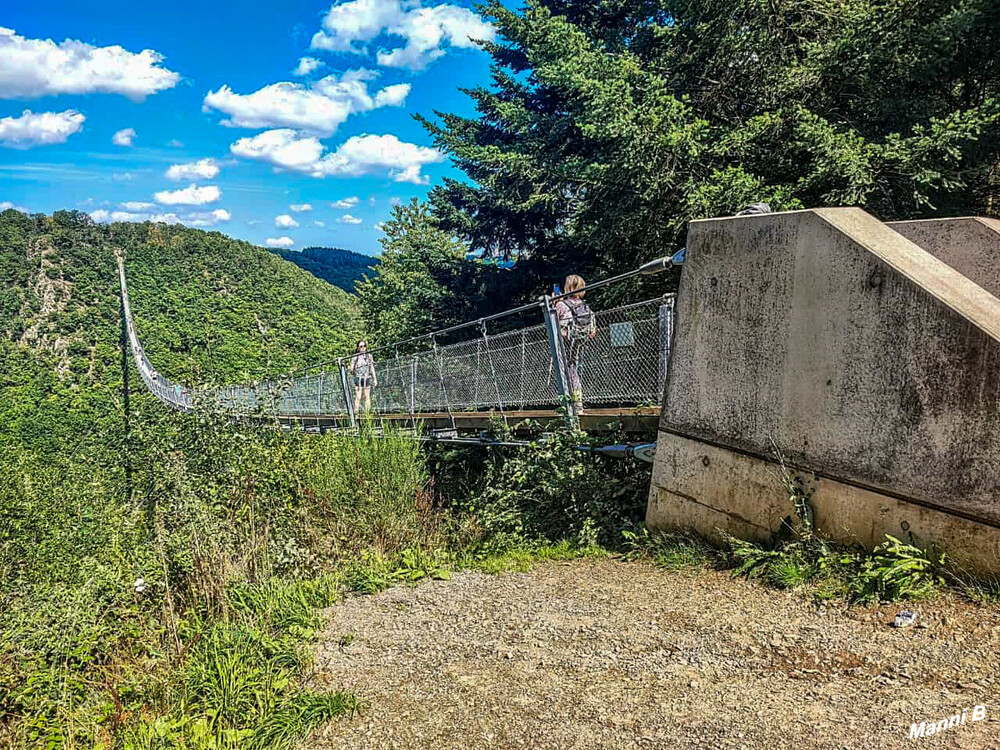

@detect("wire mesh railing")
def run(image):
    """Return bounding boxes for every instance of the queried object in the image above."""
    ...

[117,253,675,425]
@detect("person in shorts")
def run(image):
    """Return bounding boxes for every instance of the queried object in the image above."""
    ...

[350,339,377,413]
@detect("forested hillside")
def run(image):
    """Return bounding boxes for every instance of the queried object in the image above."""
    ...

[270,246,378,293]
[0,208,358,452]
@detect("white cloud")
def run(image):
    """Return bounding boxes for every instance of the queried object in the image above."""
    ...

[90,207,230,226]
[154,184,221,206]
[294,56,324,76]
[389,196,402,206]
[230,130,443,183]
[266,236,295,248]
[373,82,410,107]
[230,129,324,171]
[121,201,155,211]
[328,134,444,183]
[275,214,299,228]
[311,0,399,53]
[112,127,136,146]
[167,138,184,148]
[112,171,134,181]
[339,213,363,224]
[203,69,410,136]
[310,0,496,71]
[90,209,181,224]
[331,196,360,209]
[0,200,28,212]
[165,158,220,181]
[0,27,180,101]
[247,219,262,226]
[289,203,312,212]
[374,221,386,232]
[0,109,84,148]
[314,220,326,227]
[187,208,231,226]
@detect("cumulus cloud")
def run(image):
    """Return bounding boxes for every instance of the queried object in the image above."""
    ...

[0,109,84,148]
[331,196,359,209]
[289,203,312,212]
[338,213,363,224]
[230,130,443,183]
[90,207,230,226]
[374,221,386,232]
[112,127,136,146]
[90,209,181,224]
[203,69,410,136]
[294,56,324,76]
[121,201,155,211]
[154,184,221,206]
[0,27,180,101]
[266,236,295,248]
[310,0,495,70]
[165,158,220,181]
[230,128,324,171]
[275,214,299,228]
[187,209,231,227]
[314,220,326,227]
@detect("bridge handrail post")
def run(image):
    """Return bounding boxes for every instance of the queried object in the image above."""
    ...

[338,358,356,429]
[409,354,417,425]
[541,295,575,428]
[657,294,675,397]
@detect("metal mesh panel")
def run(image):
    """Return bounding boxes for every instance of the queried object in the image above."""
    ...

[572,297,673,407]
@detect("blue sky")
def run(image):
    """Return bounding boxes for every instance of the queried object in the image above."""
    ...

[0,0,510,255]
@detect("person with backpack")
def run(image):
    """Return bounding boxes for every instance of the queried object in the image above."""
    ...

[350,339,378,413]
[554,274,597,410]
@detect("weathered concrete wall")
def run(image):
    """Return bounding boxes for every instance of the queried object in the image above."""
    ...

[648,208,1000,568]
[649,432,1000,571]
[890,217,1000,298]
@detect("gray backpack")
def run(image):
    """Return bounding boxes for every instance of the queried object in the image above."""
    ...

[562,297,593,339]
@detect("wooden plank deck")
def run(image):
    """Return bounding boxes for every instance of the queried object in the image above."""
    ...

[281,406,660,433]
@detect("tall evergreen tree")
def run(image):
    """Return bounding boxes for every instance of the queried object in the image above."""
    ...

[421,0,1000,297]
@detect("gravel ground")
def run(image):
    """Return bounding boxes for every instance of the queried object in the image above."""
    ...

[307,559,999,749]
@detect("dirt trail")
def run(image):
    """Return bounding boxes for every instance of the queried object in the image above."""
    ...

[308,559,999,749]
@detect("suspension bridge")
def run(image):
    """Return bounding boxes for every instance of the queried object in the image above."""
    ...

[117,252,677,435]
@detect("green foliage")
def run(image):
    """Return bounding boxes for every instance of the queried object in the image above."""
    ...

[622,526,715,571]
[0,210,359,457]
[341,547,451,595]
[423,0,1000,302]
[355,199,472,343]
[0,245,428,750]
[724,531,948,603]
[848,535,947,603]
[354,199,515,344]
[0,413,431,748]
[953,573,1000,604]
[269,246,377,294]
[444,428,650,549]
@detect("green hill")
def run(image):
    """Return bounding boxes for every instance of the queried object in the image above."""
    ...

[269,245,378,293]
[0,209,359,450]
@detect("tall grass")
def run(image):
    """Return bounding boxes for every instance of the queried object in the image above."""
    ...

[0,408,427,749]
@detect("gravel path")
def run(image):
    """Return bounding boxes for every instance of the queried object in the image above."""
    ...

[308,559,999,749]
